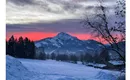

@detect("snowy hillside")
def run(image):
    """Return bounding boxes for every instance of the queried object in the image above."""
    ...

[35,32,104,56]
[6,55,125,80]
[6,55,33,80]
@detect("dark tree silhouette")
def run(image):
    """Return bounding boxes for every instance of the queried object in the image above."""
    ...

[70,54,77,63]
[6,36,36,59]
[82,0,125,61]
[6,40,9,55]
[80,54,84,63]
[115,0,125,37]
[39,52,46,60]
[24,37,30,58]
[51,53,56,60]
[99,49,110,63]
[46,54,50,59]
[30,41,35,59]
[35,46,46,59]
[17,37,25,58]
[84,53,93,63]
[7,35,16,56]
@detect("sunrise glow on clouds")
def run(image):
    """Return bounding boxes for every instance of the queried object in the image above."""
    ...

[6,0,117,42]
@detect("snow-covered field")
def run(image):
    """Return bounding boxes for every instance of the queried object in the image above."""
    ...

[6,56,125,80]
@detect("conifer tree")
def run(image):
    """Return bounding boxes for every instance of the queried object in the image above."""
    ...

[8,35,16,56]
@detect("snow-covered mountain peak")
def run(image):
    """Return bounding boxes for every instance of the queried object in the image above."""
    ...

[57,32,70,36]
[35,32,105,55]
[54,32,77,40]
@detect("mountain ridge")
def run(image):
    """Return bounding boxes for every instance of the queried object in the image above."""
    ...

[35,32,104,56]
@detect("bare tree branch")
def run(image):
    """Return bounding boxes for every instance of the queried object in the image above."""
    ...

[82,0,125,62]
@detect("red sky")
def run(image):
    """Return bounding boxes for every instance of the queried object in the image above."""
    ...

[6,32,106,43]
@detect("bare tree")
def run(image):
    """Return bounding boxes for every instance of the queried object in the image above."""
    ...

[82,0,125,61]
[115,0,125,41]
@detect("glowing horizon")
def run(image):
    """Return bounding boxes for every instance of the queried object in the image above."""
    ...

[6,32,106,43]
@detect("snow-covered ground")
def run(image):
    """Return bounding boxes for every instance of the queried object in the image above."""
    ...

[85,63,107,68]
[6,55,125,80]
[6,55,33,80]
[109,60,124,66]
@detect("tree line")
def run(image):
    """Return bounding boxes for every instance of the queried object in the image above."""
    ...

[36,49,109,64]
[6,35,35,59]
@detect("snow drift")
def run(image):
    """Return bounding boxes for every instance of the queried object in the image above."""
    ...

[6,55,125,80]
[6,55,33,80]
